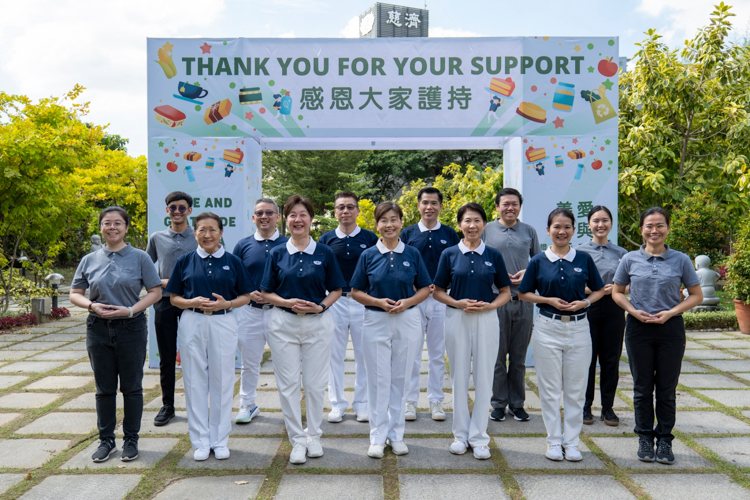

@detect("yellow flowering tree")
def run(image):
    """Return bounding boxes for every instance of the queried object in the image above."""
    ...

[356,198,377,233]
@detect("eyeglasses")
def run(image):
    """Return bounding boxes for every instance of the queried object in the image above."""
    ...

[168,205,188,213]
[101,221,126,228]
[254,210,277,217]
[335,204,357,211]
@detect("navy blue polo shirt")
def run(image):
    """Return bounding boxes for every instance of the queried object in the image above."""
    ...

[165,246,253,301]
[260,238,346,303]
[350,239,432,311]
[232,230,288,299]
[401,221,460,280]
[518,248,604,314]
[318,226,378,293]
[433,241,512,304]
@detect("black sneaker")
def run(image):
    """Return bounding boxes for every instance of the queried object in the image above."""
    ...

[490,407,506,421]
[656,440,674,465]
[601,408,619,427]
[508,407,530,421]
[583,406,594,425]
[91,438,117,462]
[121,438,138,462]
[637,436,655,462]
[154,405,175,426]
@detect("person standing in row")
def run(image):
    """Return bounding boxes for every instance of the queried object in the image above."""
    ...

[319,192,378,424]
[351,201,431,458]
[433,203,512,460]
[483,188,541,423]
[146,191,198,427]
[232,198,288,424]
[401,187,459,422]
[576,206,627,427]
[70,207,163,462]
[613,207,702,465]
[167,213,253,461]
[518,208,605,462]
[261,195,346,465]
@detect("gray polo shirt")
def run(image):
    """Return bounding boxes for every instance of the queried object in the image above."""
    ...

[482,219,541,294]
[146,227,198,297]
[576,240,628,284]
[72,244,162,316]
[613,244,700,315]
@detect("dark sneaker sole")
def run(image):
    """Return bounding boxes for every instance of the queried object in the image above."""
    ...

[489,414,505,421]
[603,419,619,427]
[583,418,594,425]
[638,454,655,462]
[121,453,138,462]
[656,456,674,465]
[508,409,529,421]
[92,447,117,463]
[153,414,175,427]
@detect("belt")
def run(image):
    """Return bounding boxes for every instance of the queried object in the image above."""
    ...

[189,308,230,316]
[343,292,353,299]
[509,295,520,301]
[250,303,273,310]
[539,309,586,322]
[279,307,322,316]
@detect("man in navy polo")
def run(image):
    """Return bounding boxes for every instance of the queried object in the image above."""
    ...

[319,191,378,424]
[401,187,459,421]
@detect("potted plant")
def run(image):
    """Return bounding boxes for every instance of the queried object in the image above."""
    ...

[725,220,750,335]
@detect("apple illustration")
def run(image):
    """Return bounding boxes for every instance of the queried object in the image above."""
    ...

[591,159,603,170]
[598,57,618,77]
[166,161,178,172]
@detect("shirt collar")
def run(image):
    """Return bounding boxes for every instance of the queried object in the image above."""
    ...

[545,247,576,262]
[377,239,405,254]
[497,219,519,232]
[639,244,671,260]
[167,226,192,238]
[254,229,280,242]
[458,240,486,255]
[286,238,316,255]
[586,239,612,250]
[196,245,225,259]
[335,226,362,239]
[102,244,132,256]
[418,220,441,232]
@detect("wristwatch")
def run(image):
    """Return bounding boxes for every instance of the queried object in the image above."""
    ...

[318,303,328,313]
[88,302,95,312]
[584,298,592,307]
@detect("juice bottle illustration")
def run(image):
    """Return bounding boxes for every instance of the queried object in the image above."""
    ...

[185,165,195,182]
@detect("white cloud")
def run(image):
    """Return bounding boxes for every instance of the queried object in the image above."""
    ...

[429,27,483,37]
[340,15,360,38]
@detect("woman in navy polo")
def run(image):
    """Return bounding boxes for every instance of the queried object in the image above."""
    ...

[350,201,431,459]
[433,203,512,460]
[260,195,346,465]
[518,208,606,462]
[167,212,253,461]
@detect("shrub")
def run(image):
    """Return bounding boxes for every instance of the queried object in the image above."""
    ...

[0,272,56,313]
[49,307,70,320]
[667,191,729,264]
[726,214,750,303]
[683,311,739,331]
[0,313,38,330]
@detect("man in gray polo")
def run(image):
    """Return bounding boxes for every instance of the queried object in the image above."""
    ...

[482,188,541,422]
[145,191,198,426]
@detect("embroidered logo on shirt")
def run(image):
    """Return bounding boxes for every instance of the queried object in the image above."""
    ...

[313,260,322,265]
[574,267,582,272]
[403,261,411,267]
[223,265,230,270]
[440,239,447,244]
[360,244,367,248]
[485,262,493,267]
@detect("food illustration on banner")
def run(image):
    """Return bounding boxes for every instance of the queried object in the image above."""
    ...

[568,149,586,159]
[206,157,215,169]
[154,42,177,79]
[154,105,186,128]
[174,81,208,105]
[591,159,603,170]
[516,101,547,123]
[203,99,232,125]
[555,155,564,168]
[183,151,202,161]
[597,57,619,77]
[239,87,263,105]
[185,164,195,182]
[574,163,585,180]
[223,148,244,164]
[552,82,575,112]
[166,161,178,173]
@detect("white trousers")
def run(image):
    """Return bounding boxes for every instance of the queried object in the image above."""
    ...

[328,296,367,412]
[362,307,422,445]
[236,305,272,408]
[444,307,499,447]
[178,310,238,450]
[267,307,334,447]
[406,296,446,403]
[532,314,592,448]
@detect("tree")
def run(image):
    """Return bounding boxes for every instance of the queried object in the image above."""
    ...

[667,190,729,263]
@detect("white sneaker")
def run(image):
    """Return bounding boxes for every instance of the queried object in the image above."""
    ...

[235,405,260,424]
[546,444,564,461]
[213,446,230,460]
[356,408,369,422]
[193,447,210,461]
[564,446,583,461]
[367,444,385,459]
[306,436,324,458]
[450,439,468,455]
[327,407,344,423]
[473,445,491,460]
[430,401,446,421]
[404,402,417,421]
[289,443,307,464]
[387,439,409,455]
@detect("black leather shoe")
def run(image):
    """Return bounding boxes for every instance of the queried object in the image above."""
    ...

[583,406,594,425]
[489,407,506,421]
[154,405,175,426]
[601,407,619,426]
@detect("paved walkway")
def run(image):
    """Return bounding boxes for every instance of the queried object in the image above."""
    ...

[2,304,750,499]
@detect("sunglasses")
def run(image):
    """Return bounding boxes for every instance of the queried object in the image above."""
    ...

[254,210,277,217]
[168,205,188,213]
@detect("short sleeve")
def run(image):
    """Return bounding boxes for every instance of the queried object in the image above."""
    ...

[71,256,90,290]
[164,257,185,295]
[259,252,279,293]
[349,253,370,291]
[432,252,452,290]
[585,254,605,292]
[140,252,163,290]
[146,236,157,263]
[517,258,538,294]
[493,252,512,290]
[414,253,432,289]
[530,228,542,258]
[681,255,701,288]
[613,255,631,286]
[325,253,347,292]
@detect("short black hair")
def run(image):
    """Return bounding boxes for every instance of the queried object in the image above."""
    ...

[417,186,443,204]
[165,191,193,208]
[374,201,403,222]
[547,207,575,227]
[494,188,523,207]
[457,203,487,224]
[639,207,670,227]
[98,206,130,227]
[334,191,359,203]
[193,212,223,231]
[587,205,613,221]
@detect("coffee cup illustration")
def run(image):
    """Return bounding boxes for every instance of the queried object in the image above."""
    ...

[178,81,208,99]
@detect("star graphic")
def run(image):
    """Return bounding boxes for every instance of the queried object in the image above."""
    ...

[200,42,212,54]
[162,41,174,53]
[245,111,254,120]
[587,66,595,73]
[601,78,614,91]
[157,141,164,147]
[574,45,581,52]
[191,140,197,146]
[572,138,579,144]
[605,139,611,145]
[552,116,564,129]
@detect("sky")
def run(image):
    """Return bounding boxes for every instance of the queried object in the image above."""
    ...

[1,0,748,157]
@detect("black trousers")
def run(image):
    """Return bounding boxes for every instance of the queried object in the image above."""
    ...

[585,295,625,410]
[625,315,685,443]
[87,314,148,441]
[153,296,183,407]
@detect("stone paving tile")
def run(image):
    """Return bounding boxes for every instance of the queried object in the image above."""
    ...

[61,362,94,374]
[0,439,70,468]
[0,351,35,361]
[681,361,710,373]
[495,438,605,469]
[678,373,748,389]
[397,438,495,469]
[706,339,750,349]
[697,389,750,407]
[0,341,13,348]
[153,475,265,500]
[287,438,381,469]
[0,474,25,495]
[323,391,354,410]
[472,389,541,409]
[230,414,286,436]
[697,437,750,467]
[581,411,636,435]
[0,413,21,427]
[17,412,98,435]
[0,361,67,374]
[234,390,283,410]
[26,350,87,361]
[631,473,750,499]
[685,341,709,349]
[730,349,750,358]
[20,326,66,334]
[24,375,93,390]
[686,332,733,339]
[146,394,186,409]
[592,437,711,469]
[260,361,274,373]
[0,392,62,409]
[620,390,712,409]
[400,474,508,500]
[0,375,28,389]
[416,392,454,410]
[319,414,372,435]
[177,437,281,469]
[33,333,85,342]
[684,349,740,360]
[60,392,123,410]
[18,474,142,500]
[134,411,190,435]
[5,341,68,351]
[142,374,161,389]
[515,475,636,500]
[702,359,750,372]
[57,341,87,350]
[488,411,548,435]
[275,476,383,500]
[0,334,42,342]
[402,412,454,435]
[62,437,179,469]
[673,411,750,434]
